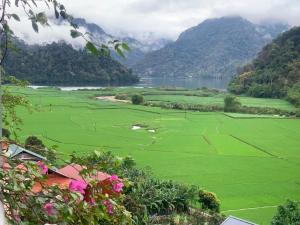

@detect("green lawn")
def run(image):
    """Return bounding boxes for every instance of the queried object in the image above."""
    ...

[11,87,300,224]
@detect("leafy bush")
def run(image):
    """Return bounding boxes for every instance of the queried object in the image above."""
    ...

[287,82,300,107]
[25,136,57,163]
[25,136,45,149]
[2,128,11,139]
[224,95,241,112]
[271,200,300,225]
[131,94,144,105]
[0,151,132,225]
[115,93,130,100]
[198,190,221,213]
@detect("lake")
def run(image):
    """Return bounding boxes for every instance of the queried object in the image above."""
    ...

[29,77,231,91]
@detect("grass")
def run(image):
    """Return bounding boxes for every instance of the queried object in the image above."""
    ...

[10,86,300,224]
[144,95,296,111]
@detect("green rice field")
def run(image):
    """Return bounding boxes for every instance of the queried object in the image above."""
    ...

[11,87,300,224]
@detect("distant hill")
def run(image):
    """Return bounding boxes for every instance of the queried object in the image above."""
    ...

[133,17,287,79]
[73,18,172,67]
[3,40,139,86]
[229,26,300,105]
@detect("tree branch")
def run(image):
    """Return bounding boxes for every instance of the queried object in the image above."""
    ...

[0,31,7,66]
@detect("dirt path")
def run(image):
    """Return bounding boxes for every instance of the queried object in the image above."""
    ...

[96,96,130,103]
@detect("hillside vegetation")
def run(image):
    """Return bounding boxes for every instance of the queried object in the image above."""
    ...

[229,26,300,105]
[3,40,139,85]
[133,17,287,79]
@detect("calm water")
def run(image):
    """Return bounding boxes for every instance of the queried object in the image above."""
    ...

[137,77,230,90]
[30,77,230,91]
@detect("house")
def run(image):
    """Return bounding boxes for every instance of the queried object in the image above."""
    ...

[221,216,258,225]
[32,164,111,193]
[57,164,110,181]
[6,144,46,161]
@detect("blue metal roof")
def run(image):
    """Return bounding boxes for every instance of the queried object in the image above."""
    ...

[221,216,258,225]
[8,144,47,161]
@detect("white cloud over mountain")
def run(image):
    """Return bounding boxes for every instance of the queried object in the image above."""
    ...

[8,0,300,43]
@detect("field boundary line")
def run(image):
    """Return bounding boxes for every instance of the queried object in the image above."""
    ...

[222,205,278,213]
[42,135,121,149]
[230,135,280,158]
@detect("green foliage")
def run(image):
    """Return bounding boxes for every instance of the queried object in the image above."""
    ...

[131,94,144,105]
[0,152,132,225]
[115,93,130,100]
[287,82,300,107]
[25,136,45,149]
[271,200,300,225]
[198,190,221,213]
[25,136,57,164]
[4,40,139,86]
[224,95,241,112]
[229,26,300,103]
[2,128,10,139]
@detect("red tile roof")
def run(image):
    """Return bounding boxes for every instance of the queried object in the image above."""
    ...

[57,164,110,182]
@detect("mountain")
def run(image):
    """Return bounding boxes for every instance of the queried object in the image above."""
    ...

[3,39,139,86]
[133,17,288,79]
[73,18,171,67]
[228,26,300,104]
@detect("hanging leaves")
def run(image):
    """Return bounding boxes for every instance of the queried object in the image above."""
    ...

[70,30,82,38]
[85,42,99,56]
[10,14,20,21]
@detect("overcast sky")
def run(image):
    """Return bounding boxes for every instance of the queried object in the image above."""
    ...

[9,0,300,44]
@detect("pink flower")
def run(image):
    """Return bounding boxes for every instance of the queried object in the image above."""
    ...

[89,198,96,206]
[103,200,114,214]
[44,202,55,216]
[113,182,124,193]
[13,211,21,223]
[69,180,88,194]
[37,161,48,174]
[109,174,119,181]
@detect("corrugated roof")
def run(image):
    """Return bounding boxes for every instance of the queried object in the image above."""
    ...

[32,173,72,193]
[221,216,258,225]
[8,144,47,161]
[57,164,110,181]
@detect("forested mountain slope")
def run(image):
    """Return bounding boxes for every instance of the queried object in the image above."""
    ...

[4,40,139,85]
[133,17,287,79]
[229,26,300,105]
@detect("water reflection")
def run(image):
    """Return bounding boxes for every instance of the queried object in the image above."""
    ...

[137,77,230,90]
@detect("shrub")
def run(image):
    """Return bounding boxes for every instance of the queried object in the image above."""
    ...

[198,190,220,213]
[25,136,45,150]
[224,95,241,112]
[271,200,300,225]
[131,94,144,105]
[2,128,11,139]
[287,82,300,107]
[115,93,129,100]
[25,136,57,163]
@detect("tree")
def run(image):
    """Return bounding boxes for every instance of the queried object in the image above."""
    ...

[224,95,241,112]
[198,190,220,213]
[2,128,9,139]
[25,136,45,149]
[271,200,300,225]
[131,94,144,105]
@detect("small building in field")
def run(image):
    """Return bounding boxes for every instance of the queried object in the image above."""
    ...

[221,216,258,225]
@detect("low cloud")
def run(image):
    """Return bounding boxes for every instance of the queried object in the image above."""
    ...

[8,0,300,43]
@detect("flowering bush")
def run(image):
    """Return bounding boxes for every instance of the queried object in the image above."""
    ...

[0,153,132,225]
